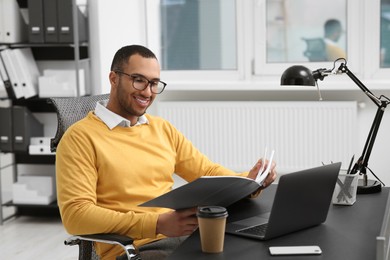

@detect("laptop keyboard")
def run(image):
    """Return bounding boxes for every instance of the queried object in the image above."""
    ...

[237,223,268,236]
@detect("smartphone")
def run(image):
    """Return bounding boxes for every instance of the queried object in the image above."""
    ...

[269,245,322,255]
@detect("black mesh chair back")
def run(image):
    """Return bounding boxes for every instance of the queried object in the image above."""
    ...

[49,94,139,259]
[50,94,110,152]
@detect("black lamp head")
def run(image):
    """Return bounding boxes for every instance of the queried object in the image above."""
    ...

[280,65,316,86]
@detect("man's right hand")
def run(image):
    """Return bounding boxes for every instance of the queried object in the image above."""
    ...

[156,207,198,237]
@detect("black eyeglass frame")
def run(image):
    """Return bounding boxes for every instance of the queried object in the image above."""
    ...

[114,70,167,94]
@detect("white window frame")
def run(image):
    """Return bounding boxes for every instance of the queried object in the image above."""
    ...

[363,0,390,81]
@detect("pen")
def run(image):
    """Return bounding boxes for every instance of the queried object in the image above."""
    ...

[347,155,354,174]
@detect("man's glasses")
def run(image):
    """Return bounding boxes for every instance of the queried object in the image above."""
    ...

[114,71,167,94]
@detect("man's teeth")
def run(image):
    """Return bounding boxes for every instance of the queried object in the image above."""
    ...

[136,97,148,104]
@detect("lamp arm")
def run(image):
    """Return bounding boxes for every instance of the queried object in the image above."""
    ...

[336,62,388,187]
[350,102,387,186]
[337,63,382,106]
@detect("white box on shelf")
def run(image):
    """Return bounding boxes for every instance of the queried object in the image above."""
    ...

[30,137,51,146]
[38,68,85,97]
[12,175,56,205]
[29,145,54,155]
[29,137,54,155]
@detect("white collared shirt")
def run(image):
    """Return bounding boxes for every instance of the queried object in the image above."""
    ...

[94,100,149,130]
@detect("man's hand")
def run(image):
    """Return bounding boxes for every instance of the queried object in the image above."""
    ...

[247,159,277,188]
[156,207,198,237]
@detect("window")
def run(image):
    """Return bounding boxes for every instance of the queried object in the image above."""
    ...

[146,0,243,83]
[159,0,237,70]
[381,0,390,68]
[143,0,388,89]
[265,0,347,63]
[253,0,359,77]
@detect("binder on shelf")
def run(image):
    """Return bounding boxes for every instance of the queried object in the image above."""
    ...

[0,49,23,99]
[12,48,39,99]
[43,0,58,42]
[0,0,27,43]
[0,103,13,152]
[0,56,11,99]
[0,72,6,98]
[57,0,88,43]
[27,0,45,43]
[0,50,16,100]
[12,106,44,152]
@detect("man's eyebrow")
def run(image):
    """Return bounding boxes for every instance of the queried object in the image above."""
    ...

[132,73,161,81]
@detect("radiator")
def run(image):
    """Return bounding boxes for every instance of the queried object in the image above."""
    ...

[157,101,357,173]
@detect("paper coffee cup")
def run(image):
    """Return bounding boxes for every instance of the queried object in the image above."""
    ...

[197,206,228,253]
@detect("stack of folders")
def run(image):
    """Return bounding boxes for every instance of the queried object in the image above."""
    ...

[0,47,40,100]
[28,0,88,43]
[0,0,28,43]
[0,101,44,153]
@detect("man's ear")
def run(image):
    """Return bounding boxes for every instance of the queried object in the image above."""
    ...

[109,71,118,87]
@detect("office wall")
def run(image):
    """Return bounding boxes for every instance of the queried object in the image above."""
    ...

[88,0,146,95]
[88,1,390,186]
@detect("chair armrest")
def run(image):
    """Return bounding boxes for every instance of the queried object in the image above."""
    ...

[65,233,140,260]
[76,233,134,246]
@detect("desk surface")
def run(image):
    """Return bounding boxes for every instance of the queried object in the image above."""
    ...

[169,185,389,260]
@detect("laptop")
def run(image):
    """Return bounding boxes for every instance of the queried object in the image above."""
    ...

[225,162,341,240]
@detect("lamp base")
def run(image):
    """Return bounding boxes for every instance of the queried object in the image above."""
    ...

[357,179,382,194]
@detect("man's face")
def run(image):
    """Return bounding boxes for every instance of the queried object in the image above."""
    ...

[113,54,161,121]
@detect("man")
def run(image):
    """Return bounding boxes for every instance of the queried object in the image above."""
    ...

[56,45,277,259]
[324,19,347,61]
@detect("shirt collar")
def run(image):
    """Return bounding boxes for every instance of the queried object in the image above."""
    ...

[95,100,149,130]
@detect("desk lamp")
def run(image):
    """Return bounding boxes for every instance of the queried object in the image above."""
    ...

[280,58,390,194]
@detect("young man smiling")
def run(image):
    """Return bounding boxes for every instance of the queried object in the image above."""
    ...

[56,45,277,259]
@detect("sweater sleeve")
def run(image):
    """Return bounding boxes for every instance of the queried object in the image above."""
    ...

[56,123,160,240]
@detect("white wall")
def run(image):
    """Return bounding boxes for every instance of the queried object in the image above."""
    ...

[88,1,390,187]
[88,0,147,95]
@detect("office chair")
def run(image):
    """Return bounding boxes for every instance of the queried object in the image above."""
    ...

[302,37,327,61]
[49,94,140,260]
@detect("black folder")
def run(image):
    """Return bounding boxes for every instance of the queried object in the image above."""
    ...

[27,0,45,43]
[12,106,44,152]
[57,0,88,43]
[43,0,59,42]
[0,106,13,152]
[141,176,261,210]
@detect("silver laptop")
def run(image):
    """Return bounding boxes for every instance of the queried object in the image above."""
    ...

[225,162,341,240]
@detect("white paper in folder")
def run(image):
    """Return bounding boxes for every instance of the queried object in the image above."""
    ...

[38,69,85,97]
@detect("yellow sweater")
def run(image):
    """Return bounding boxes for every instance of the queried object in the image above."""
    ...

[56,112,247,259]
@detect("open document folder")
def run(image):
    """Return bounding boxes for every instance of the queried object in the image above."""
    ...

[139,175,262,210]
[140,149,275,210]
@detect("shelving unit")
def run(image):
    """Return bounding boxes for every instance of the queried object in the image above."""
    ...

[0,0,89,224]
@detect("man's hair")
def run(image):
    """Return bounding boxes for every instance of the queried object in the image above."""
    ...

[324,19,342,38]
[110,45,157,71]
